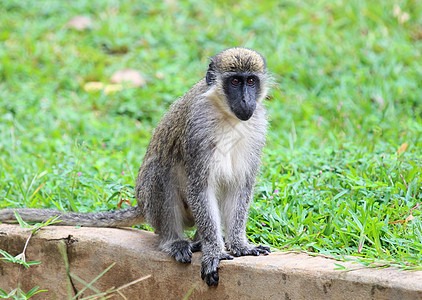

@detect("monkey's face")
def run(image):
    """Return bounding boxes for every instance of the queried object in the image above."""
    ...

[223,74,261,121]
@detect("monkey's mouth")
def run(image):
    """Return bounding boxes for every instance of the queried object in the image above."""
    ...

[231,101,256,121]
[234,110,254,121]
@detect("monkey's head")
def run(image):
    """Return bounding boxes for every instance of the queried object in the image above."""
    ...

[206,47,268,121]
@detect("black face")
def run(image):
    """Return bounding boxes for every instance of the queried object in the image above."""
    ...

[223,74,261,121]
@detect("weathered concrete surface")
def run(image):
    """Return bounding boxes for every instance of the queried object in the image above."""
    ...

[0,224,421,300]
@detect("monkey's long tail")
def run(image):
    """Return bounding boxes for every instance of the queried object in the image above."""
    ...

[0,207,144,227]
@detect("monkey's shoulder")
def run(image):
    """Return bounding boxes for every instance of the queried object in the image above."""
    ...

[144,79,211,157]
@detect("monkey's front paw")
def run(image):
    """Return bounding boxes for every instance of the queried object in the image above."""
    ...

[230,244,271,257]
[201,253,233,286]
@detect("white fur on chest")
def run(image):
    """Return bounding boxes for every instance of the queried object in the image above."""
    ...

[210,120,257,185]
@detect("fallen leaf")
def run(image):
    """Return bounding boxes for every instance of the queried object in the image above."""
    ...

[104,84,123,95]
[393,5,410,24]
[66,16,92,31]
[397,142,409,155]
[399,12,410,24]
[388,219,405,225]
[84,81,104,92]
[393,4,401,17]
[117,198,132,209]
[389,215,415,225]
[405,214,415,222]
[83,82,123,94]
[110,69,146,87]
[371,94,385,108]
[155,72,165,80]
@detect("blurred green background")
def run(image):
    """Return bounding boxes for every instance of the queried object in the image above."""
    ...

[1,0,421,267]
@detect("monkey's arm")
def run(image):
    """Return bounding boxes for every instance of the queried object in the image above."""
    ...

[184,119,233,286]
[186,177,233,287]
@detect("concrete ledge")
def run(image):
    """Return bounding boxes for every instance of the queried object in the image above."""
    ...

[0,224,421,299]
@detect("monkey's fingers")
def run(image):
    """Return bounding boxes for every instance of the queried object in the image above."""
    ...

[201,256,220,286]
[200,253,232,286]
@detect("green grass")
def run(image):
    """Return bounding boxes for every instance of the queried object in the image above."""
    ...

[1,0,421,268]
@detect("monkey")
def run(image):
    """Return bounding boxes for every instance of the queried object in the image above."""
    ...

[0,47,271,286]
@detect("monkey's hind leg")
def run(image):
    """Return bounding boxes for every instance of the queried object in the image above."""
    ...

[159,229,197,264]
[157,187,197,264]
[223,182,271,257]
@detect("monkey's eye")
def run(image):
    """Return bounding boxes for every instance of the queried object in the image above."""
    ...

[247,78,255,85]
[231,78,240,85]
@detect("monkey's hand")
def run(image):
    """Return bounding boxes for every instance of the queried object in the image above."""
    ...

[229,244,271,257]
[201,253,233,286]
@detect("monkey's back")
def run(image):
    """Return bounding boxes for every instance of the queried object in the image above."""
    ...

[134,79,211,225]
[143,79,209,163]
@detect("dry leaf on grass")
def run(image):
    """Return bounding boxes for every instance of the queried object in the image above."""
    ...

[397,143,409,155]
[155,72,165,80]
[110,69,146,87]
[66,16,92,31]
[406,214,415,222]
[83,69,145,95]
[117,199,132,210]
[83,82,123,95]
[83,81,104,92]
[371,94,385,108]
[104,84,123,94]
[389,214,415,225]
[393,5,410,24]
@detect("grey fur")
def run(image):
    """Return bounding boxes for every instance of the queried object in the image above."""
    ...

[0,47,271,286]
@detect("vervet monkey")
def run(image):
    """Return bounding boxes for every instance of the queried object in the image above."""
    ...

[0,47,271,286]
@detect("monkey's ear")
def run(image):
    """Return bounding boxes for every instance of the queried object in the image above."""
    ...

[206,60,216,85]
